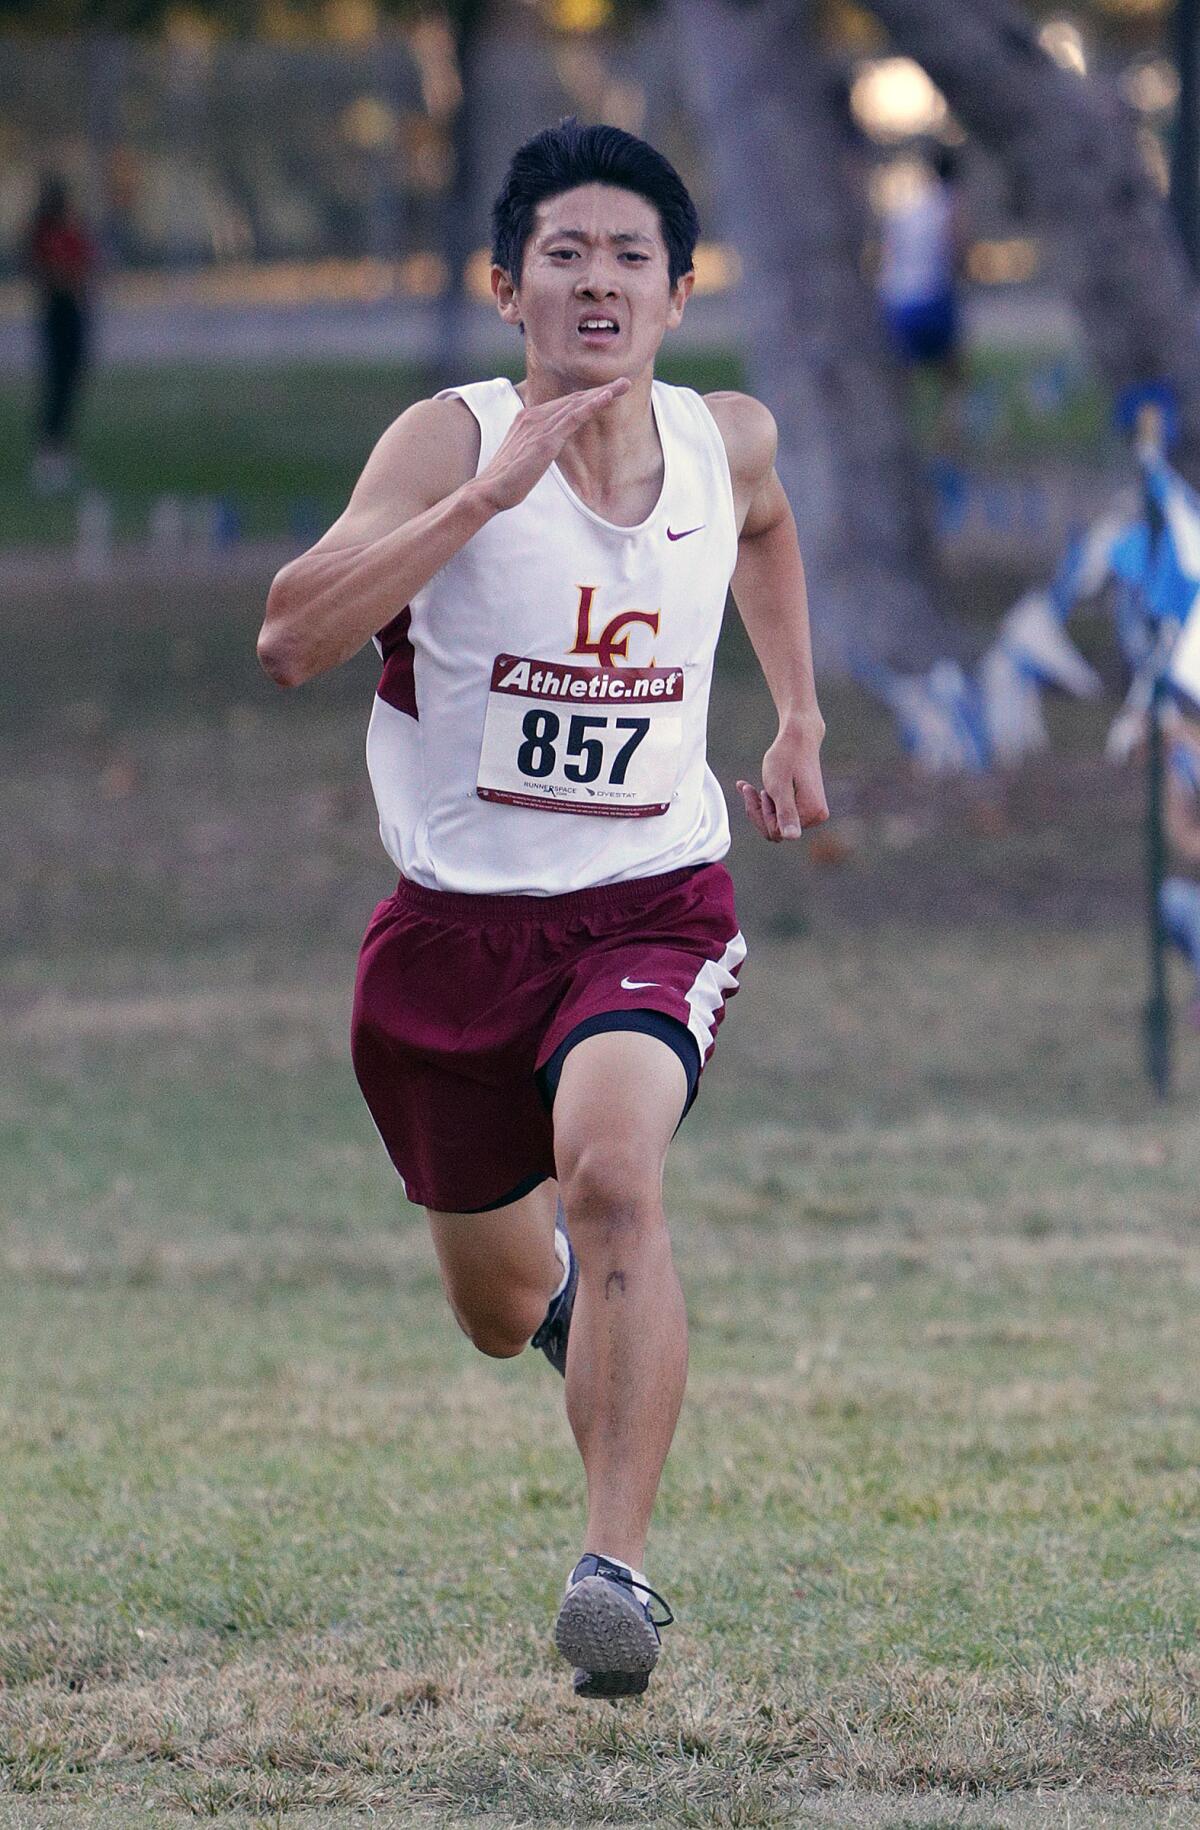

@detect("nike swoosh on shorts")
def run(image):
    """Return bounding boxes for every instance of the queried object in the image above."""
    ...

[621,977,659,990]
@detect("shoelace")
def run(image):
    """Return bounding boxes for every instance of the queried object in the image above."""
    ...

[583,1556,675,1629]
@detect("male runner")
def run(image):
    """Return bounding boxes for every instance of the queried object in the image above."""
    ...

[258,119,828,1699]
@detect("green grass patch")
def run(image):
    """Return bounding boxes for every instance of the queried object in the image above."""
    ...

[0,350,745,549]
[910,348,1116,465]
[0,342,1114,551]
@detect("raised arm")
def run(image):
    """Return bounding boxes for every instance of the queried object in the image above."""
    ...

[258,378,631,688]
[257,396,484,687]
[706,391,828,842]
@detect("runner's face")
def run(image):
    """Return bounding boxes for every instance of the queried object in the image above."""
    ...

[494,183,692,385]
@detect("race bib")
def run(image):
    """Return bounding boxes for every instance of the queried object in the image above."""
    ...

[476,654,684,817]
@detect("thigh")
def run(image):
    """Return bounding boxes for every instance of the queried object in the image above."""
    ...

[552,1028,689,1196]
[352,893,557,1211]
[427,1178,559,1311]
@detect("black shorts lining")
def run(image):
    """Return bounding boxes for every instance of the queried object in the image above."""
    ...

[537,1008,701,1118]
[462,1170,550,1214]
[465,1012,701,1215]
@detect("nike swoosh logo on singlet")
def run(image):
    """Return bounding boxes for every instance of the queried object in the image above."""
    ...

[666,525,704,541]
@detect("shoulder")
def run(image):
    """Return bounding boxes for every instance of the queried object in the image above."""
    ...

[308,394,483,552]
[371,394,482,494]
[702,390,778,490]
[355,393,481,513]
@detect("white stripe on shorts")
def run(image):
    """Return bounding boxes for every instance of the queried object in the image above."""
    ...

[684,930,747,1062]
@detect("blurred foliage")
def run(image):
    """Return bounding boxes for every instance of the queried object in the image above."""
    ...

[0,0,659,33]
[0,0,425,32]
[0,0,1172,35]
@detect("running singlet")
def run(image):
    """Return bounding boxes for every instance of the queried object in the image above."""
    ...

[366,377,738,895]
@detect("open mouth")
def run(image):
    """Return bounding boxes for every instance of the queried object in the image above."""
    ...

[577,317,620,339]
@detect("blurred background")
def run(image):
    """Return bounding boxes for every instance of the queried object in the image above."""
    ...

[6,3,1200,1819]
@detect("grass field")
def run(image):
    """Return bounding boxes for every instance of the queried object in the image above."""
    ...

[3,568,1200,1828]
[0,345,1115,550]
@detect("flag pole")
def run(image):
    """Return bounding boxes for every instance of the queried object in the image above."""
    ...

[1138,403,1173,1097]
[1145,668,1173,1098]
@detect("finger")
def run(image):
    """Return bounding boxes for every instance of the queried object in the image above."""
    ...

[763,765,803,839]
[532,386,623,449]
[760,789,783,843]
[531,380,630,439]
[795,769,830,828]
[537,380,622,420]
[567,380,630,421]
[736,780,770,840]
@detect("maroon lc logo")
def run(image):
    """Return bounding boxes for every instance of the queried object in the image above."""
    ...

[569,585,660,669]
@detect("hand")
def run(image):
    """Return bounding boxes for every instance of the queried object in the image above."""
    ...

[737,722,829,843]
[474,379,632,514]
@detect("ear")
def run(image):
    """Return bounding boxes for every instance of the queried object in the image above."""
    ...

[492,264,522,327]
[666,269,695,330]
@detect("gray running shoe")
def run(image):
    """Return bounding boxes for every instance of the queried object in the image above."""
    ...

[554,1553,675,1698]
[530,1220,576,1378]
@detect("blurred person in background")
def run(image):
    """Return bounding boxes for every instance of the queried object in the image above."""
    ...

[25,174,98,496]
[1161,709,1200,1028]
[878,143,968,443]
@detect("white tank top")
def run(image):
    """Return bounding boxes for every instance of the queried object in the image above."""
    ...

[365,377,737,895]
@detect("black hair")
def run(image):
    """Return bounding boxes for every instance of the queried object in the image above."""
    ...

[491,117,699,288]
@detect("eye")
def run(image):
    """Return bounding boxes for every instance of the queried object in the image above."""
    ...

[548,248,578,260]
[621,252,649,262]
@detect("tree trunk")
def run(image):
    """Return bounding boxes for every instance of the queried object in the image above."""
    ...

[868,0,1200,482]
[434,0,487,389]
[670,0,958,672]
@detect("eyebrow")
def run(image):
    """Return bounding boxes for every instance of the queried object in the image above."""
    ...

[538,227,655,247]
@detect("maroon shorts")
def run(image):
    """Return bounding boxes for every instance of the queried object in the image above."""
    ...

[350,861,745,1213]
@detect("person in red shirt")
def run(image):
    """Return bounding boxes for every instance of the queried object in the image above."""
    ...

[25,175,98,494]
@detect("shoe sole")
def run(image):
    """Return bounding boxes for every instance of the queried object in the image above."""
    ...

[572,1664,649,1698]
[554,1576,661,1697]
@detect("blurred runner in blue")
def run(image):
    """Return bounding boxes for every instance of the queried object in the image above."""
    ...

[879,145,967,443]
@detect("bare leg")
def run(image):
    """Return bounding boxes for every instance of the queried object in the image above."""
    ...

[428,1179,562,1357]
[552,1030,690,1570]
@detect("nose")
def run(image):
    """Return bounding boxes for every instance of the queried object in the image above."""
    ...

[575,261,620,299]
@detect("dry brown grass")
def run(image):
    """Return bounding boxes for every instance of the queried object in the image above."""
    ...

[4,1634,1200,1822]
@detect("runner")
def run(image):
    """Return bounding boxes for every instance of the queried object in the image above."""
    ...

[258,118,828,1699]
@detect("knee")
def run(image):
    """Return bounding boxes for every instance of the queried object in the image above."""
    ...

[461,1322,529,1360]
[559,1145,663,1239]
[449,1290,548,1360]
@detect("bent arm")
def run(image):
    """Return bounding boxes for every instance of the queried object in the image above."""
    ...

[257,378,631,687]
[257,396,486,688]
[706,391,827,838]
[731,470,823,740]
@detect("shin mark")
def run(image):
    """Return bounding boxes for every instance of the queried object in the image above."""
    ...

[604,1270,627,1300]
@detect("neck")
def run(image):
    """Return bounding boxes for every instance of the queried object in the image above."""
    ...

[518,358,658,491]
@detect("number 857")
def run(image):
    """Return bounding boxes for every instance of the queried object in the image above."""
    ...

[516,710,650,785]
